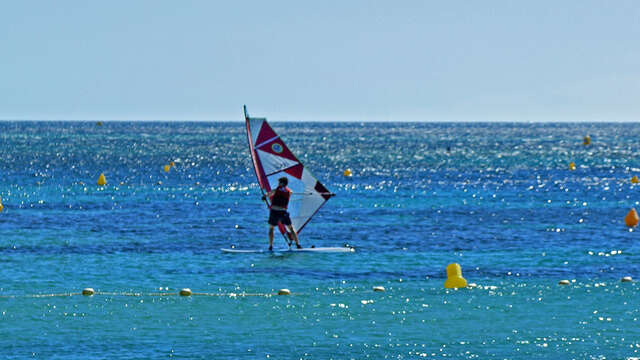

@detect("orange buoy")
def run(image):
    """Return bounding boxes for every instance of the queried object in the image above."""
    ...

[625,208,639,227]
[631,175,639,184]
[583,136,591,145]
[569,162,576,171]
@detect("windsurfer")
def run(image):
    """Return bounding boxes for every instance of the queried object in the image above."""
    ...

[262,177,302,250]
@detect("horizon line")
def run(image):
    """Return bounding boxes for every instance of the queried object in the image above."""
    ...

[0,118,639,123]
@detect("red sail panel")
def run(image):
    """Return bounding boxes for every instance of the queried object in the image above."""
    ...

[254,123,299,163]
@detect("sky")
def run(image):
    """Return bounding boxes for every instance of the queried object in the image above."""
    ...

[1,1,639,122]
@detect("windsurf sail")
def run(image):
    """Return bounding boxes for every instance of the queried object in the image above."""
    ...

[244,105,334,241]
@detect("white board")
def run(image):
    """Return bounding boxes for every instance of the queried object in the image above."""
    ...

[221,247,355,254]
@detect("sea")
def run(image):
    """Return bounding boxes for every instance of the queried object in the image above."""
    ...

[1,121,639,359]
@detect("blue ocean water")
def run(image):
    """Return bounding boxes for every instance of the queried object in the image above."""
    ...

[1,121,639,359]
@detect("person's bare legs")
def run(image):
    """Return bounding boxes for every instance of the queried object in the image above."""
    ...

[268,225,274,250]
[287,225,301,248]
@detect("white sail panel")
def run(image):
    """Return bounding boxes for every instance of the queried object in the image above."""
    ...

[248,117,266,147]
[256,149,299,176]
[297,168,327,229]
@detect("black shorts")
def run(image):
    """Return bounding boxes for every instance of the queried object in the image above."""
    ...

[268,209,292,226]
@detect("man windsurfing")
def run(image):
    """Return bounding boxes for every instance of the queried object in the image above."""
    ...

[262,176,302,251]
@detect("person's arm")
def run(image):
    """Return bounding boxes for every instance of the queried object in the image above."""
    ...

[262,190,275,200]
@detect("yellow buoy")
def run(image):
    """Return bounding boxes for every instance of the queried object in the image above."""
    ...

[96,121,103,126]
[444,263,467,289]
[82,288,95,296]
[569,162,576,171]
[179,288,192,296]
[625,208,639,227]
[583,136,591,145]
[164,164,171,172]
[343,169,353,177]
[97,173,107,186]
[0,199,3,213]
[621,276,633,283]
[631,176,639,184]
[277,288,291,295]
[558,280,570,285]
[372,286,385,292]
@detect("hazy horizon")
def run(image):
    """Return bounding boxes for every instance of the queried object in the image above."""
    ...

[2,118,639,124]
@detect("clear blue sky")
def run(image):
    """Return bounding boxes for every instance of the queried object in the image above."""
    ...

[1,1,639,121]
